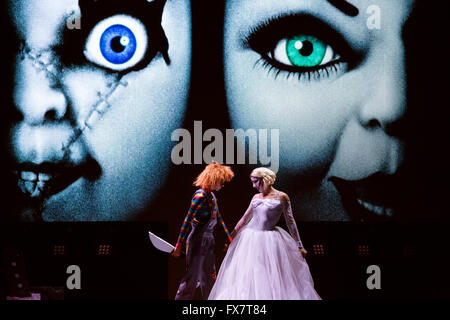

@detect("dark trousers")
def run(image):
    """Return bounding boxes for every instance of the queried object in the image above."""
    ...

[175,229,216,300]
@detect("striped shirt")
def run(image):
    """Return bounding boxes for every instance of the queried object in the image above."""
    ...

[175,189,232,248]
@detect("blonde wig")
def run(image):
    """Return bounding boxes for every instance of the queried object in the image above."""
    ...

[250,167,276,186]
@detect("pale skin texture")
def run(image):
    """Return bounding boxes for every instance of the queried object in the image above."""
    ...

[7,0,191,221]
[244,176,308,258]
[224,0,414,220]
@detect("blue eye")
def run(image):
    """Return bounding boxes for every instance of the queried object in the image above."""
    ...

[84,15,148,71]
[100,24,137,64]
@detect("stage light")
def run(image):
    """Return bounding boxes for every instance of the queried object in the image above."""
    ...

[52,244,65,256]
[357,244,370,257]
[97,244,111,256]
[312,244,325,256]
[403,244,416,257]
[2,247,31,299]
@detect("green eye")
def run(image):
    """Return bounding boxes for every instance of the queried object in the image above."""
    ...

[270,34,336,68]
[286,35,327,67]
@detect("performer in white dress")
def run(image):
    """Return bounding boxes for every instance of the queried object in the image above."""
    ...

[209,167,321,300]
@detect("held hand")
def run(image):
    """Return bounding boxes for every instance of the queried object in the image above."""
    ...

[171,246,182,258]
[299,248,307,258]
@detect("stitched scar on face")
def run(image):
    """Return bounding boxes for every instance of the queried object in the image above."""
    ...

[61,77,129,160]
[18,42,128,175]
[19,42,60,86]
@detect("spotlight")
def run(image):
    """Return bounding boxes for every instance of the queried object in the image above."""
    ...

[357,244,370,257]
[97,244,111,256]
[312,244,325,256]
[52,244,65,256]
[2,247,30,299]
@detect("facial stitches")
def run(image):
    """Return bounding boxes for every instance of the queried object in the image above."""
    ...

[8,0,192,221]
[14,42,128,204]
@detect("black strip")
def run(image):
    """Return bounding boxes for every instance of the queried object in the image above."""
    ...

[327,0,359,17]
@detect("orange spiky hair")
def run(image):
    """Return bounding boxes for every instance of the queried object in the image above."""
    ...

[194,161,234,191]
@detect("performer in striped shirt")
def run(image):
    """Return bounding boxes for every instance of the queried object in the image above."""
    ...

[172,161,234,300]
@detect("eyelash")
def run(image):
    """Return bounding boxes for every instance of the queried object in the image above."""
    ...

[59,2,169,72]
[256,58,344,81]
[243,13,359,82]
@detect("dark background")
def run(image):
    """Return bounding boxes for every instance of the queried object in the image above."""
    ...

[1,221,449,299]
[1,0,450,300]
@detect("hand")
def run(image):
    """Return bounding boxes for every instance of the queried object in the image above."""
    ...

[299,248,307,258]
[171,246,182,258]
[223,243,229,252]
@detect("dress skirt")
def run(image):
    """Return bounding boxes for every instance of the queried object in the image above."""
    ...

[208,226,321,300]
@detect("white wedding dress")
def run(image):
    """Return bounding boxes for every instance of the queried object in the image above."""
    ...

[208,194,321,300]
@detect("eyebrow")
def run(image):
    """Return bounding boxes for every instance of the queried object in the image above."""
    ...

[326,0,359,17]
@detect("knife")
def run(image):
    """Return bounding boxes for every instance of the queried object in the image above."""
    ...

[148,231,175,253]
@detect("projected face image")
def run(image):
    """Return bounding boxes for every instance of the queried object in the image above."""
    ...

[4,0,191,221]
[224,0,415,221]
